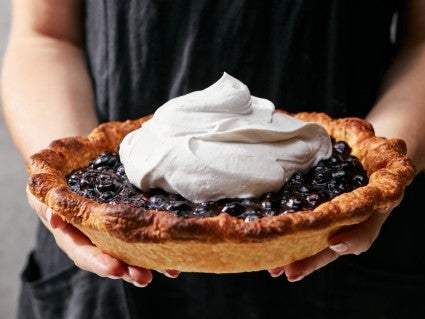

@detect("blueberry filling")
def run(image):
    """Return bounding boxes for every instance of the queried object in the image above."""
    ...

[67,140,368,221]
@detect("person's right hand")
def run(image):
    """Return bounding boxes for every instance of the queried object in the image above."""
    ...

[26,186,180,286]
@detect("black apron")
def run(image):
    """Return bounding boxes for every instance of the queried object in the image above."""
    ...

[19,1,425,318]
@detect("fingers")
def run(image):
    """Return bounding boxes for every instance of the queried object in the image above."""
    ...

[26,186,154,287]
[54,223,125,277]
[26,186,65,228]
[269,210,392,282]
[52,222,154,287]
[158,269,181,278]
[45,208,68,228]
[268,267,285,278]
[328,211,390,256]
[125,266,154,287]
[284,248,339,282]
[267,249,339,281]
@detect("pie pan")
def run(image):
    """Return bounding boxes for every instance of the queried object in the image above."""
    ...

[27,111,416,273]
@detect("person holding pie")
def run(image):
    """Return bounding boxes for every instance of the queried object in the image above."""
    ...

[1,1,424,318]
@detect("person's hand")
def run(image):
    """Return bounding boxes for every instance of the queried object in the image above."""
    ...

[26,187,180,286]
[268,195,403,281]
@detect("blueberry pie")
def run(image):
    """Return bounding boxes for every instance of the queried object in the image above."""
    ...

[27,111,415,273]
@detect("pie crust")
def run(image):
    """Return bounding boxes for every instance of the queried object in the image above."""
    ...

[27,111,416,273]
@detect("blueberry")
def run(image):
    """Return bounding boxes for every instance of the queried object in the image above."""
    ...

[96,173,116,190]
[327,179,338,190]
[92,152,117,168]
[80,173,96,188]
[290,172,304,184]
[264,192,274,199]
[241,198,255,206]
[193,206,215,217]
[262,209,276,217]
[331,170,347,180]
[346,156,362,170]
[119,184,137,197]
[148,195,168,210]
[116,165,126,176]
[328,154,342,167]
[121,194,147,208]
[312,172,328,185]
[167,200,193,212]
[243,208,257,216]
[68,173,80,186]
[286,196,304,210]
[67,144,369,221]
[306,193,322,207]
[353,174,368,186]
[333,141,351,158]
[261,199,273,209]
[298,185,310,193]
[99,191,115,201]
[222,202,245,216]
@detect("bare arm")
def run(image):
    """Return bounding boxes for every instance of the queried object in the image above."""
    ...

[367,1,425,173]
[1,0,98,159]
[278,1,425,281]
[1,0,155,286]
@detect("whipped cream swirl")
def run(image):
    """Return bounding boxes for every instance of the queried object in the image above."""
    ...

[119,73,332,202]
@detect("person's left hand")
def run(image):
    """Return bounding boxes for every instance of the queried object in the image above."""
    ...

[267,195,403,281]
[26,186,180,287]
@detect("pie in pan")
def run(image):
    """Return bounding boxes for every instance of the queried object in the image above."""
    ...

[27,111,416,273]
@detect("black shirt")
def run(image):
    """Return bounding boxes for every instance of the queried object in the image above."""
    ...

[84,0,398,122]
[81,1,425,318]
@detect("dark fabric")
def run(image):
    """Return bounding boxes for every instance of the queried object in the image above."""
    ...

[19,0,425,318]
[124,172,425,319]
[17,226,131,319]
[84,0,398,122]
[125,258,425,319]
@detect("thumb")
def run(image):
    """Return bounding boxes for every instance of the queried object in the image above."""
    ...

[26,185,67,229]
[45,207,68,229]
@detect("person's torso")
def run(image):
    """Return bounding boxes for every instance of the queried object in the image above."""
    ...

[80,2,425,317]
[84,0,398,122]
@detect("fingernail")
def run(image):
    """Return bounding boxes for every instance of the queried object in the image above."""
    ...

[269,268,285,278]
[107,276,120,280]
[163,270,180,278]
[329,243,348,254]
[287,274,305,282]
[133,282,148,288]
[122,277,148,288]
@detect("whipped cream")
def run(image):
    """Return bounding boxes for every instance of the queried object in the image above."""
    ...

[119,73,332,202]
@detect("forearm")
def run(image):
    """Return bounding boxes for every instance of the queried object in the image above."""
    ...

[367,0,425,173]
[1,0,97,161]
[367,42,425,173]
[1,37,98,161]
[2,39,97,158]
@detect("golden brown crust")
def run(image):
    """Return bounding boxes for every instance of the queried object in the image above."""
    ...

[27,111,416,273]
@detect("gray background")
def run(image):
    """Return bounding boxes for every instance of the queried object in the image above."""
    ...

[0,1,39,318]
